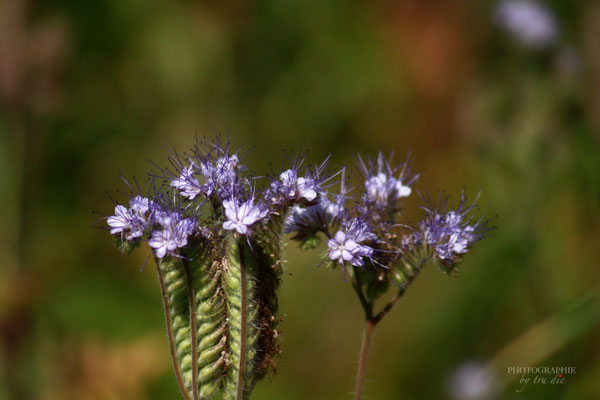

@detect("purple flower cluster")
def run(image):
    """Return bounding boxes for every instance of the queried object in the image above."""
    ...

[357,152,418,210]
[107,193,197,258]
[222,198,267,235]
[317,152,416,270]
[169,151,241,202]
[283,151,488,276]
[106,138,334,259]
[269,169,319,202]
[106,142,488,270]
[415,192,487,263]
[148,212,197,258]
[107,196,152,241]
[327,219,375,267]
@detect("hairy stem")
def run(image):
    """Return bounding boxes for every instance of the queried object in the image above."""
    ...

[352,267,373,320]
[182,260,199,400]
[155,261,192,400]
[355,320,375,400]
[236,241,248,400]
[373,288,406,325]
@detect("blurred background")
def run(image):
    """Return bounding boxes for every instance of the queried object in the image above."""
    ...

[1,0,599,399]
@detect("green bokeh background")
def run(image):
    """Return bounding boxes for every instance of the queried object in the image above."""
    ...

[1,1,599,399]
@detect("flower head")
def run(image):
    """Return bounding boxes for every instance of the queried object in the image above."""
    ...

[148,213,197,258]
[107,195,152,240]
[416,191,488,263]
[170,162,202,200]
[327,229,374,267]
[357,152,418,210]
[223,198,268,235]
[327,217,375,268]
[268,157,330,205]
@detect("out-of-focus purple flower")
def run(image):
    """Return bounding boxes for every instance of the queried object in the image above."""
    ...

[357,152,417,209]
[284,192,347,237]
[148,215,197,258]
[447,361,496,400]
[417,192,487,262]
[107,196,152,240]
[495,0,557,48]
[222,198,267,235]
[170,162,202,200]
[365,173,411,203]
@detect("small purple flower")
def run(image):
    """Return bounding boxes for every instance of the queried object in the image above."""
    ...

[320,193,346,219]
[345,218,377,243]
[107,205,133,235]
[327,230,373,267]
[222,198,267,235]
[216,155,240,183]
[148,216,197,258]
[417,192,487,262]
[200,154,243,200]
[148,229,177,258]
[327,218,375,267]
[270,168,320,203]
[365,173,411,204]
[107,196,152,240]
[328,231,362,265]
[358,152,417,209]
[170,162,202,200]
[130,196,150,215]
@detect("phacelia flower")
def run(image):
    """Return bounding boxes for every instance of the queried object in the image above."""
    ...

[107,195,152,240]
[170,162,202,200]
[223,198,268,235]
[270,168,321,203]
[148,215,197,258]
[357,152,417,209]
[417,192,487,262]
[202,154,243,200]
[327,230,373,267]
[107,205,134,235]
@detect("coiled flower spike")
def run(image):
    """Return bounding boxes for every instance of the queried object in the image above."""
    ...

[103,137,336,400]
